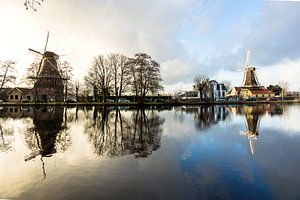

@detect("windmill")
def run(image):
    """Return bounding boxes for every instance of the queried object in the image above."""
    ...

[28,32,66,102]
[237,51,262,88]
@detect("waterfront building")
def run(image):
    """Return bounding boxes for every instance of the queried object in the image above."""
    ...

[179,80,228,101]
[0,87,33,102]
[205,80,227,100]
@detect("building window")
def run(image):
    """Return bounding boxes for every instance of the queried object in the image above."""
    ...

[15,95,18,100]
[10,95,13,99]
[27,96,31,100]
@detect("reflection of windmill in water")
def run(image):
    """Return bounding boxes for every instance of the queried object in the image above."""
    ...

[24,107,65,179]
[240,106,265,155]
[28,32,67,102]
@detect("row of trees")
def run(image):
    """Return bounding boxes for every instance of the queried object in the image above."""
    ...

[84,53,163,104]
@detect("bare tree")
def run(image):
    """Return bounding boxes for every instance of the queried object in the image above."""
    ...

[193,75,209,102]
[127,53,163,104]
[108,54,131,102]
[60,61,74,100]
[0,60,16,90]
[24,56,40,87]
[84,55,114,102]
[24,0,44,11]
[221,80,232,91]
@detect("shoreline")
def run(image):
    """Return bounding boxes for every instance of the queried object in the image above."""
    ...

[0,100,299,106]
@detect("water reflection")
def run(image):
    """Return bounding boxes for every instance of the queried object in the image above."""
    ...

[85,107,165,157]
[1,104,300,199]
[25,107,70,161]
[234,104,284,154]
[0,120,14,154]
[179,105,229,131]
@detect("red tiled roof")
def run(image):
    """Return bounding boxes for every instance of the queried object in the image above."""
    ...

[248,88,274,94]
[234,87,242,92]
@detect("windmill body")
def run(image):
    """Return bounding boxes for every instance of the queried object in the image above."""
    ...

[29,33,65,102]
[242,51,263,88]
[33,51,64,102]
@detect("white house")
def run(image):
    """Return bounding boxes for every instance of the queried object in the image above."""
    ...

[205,80,228,100]
[178,80,228,101]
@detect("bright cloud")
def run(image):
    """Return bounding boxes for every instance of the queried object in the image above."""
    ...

[0,0,299,93]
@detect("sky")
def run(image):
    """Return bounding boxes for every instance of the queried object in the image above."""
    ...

[0,0,300,93]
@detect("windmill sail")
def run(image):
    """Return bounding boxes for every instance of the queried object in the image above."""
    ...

[44,31,49,53]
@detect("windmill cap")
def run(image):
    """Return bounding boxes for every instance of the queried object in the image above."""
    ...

[44,51,58,57]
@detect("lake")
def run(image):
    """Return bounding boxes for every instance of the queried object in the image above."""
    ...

[1,104,300,200]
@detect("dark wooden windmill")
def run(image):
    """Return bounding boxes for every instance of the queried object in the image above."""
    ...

[241,51,262,88]
[29,32,67,102]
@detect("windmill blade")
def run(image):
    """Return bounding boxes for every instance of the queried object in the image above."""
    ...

[241,69,246,86]
[44,31,49,53]
[236,68,244,72]
[43,56,61,73]
[36,57,43,76]
[253,70,261,86]
[245,50,251,68]
[57,57,63,75]
[29,48,43,55]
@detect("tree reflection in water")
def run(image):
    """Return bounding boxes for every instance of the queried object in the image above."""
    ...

[183,106,229,131]
[85,107,165,158]
[0,107,24,154]
[0,120,14,154]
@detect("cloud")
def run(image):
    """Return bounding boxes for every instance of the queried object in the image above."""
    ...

[244,1,300,65]
[0,0,300,92]
[186,1,300,92]
[0,0,202,81]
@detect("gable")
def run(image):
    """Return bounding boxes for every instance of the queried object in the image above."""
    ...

[7,87,23,94]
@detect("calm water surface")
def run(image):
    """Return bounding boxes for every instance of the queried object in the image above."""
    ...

[1,104,300,200]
